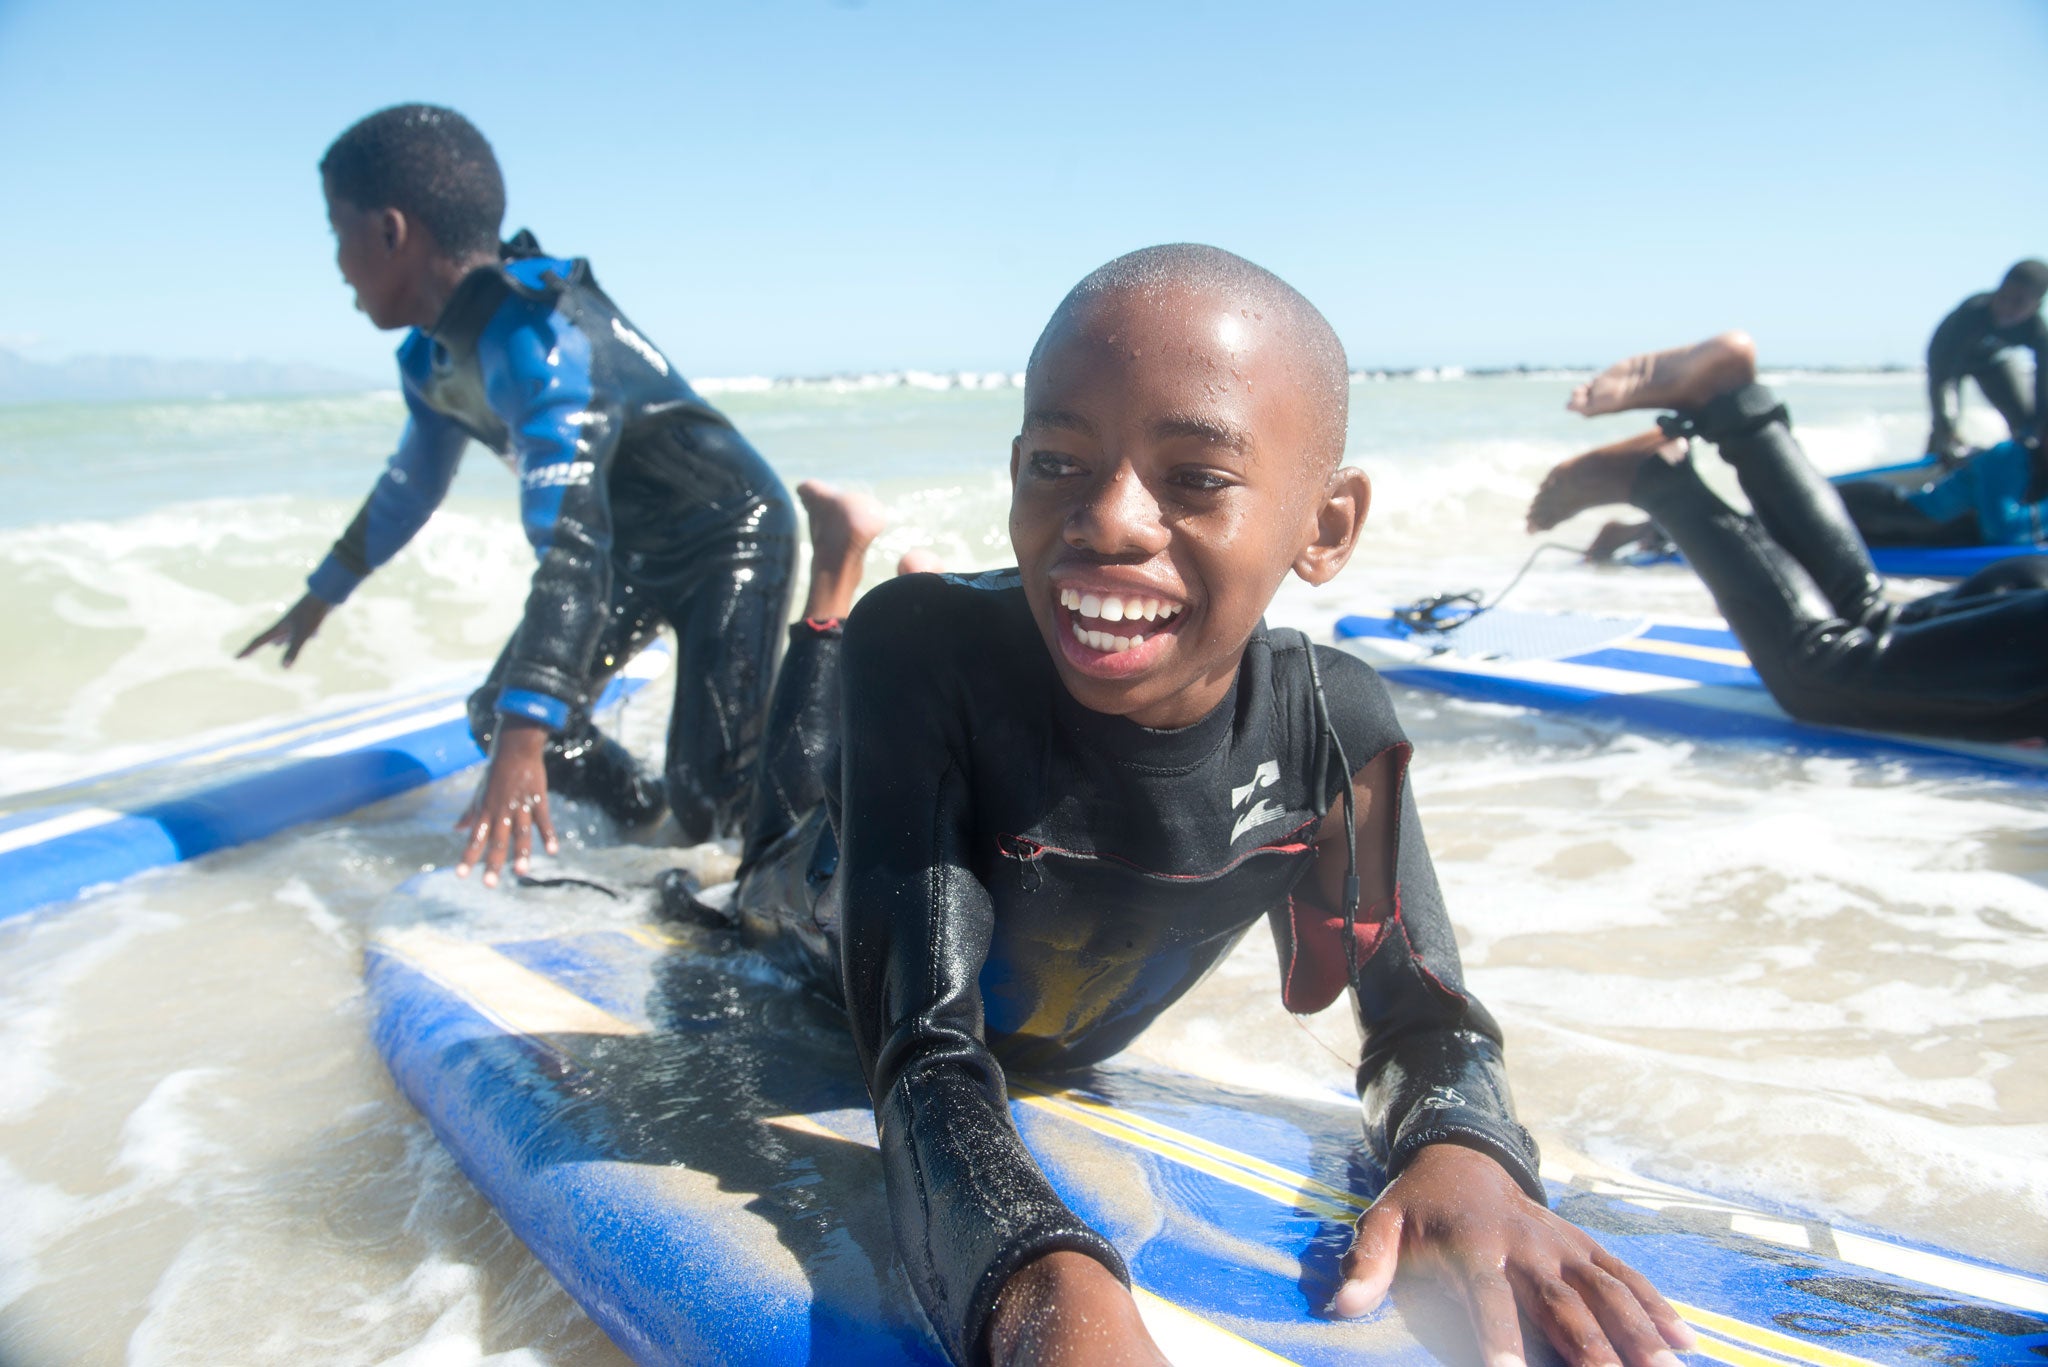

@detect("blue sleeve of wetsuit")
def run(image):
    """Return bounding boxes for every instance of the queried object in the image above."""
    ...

[837,578,1129,1367]
[478,297,621,733]
[307,384,468,605]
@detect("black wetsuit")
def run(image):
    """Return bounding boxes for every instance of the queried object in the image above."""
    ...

[1632,384,2048,740]
[1927,292,2048,454]
[311,234,795,840]
[732,572,1542,1365]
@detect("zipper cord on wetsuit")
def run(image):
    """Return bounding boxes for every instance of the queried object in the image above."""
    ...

[1393,541,1587,635]
[1298,631,1360,986]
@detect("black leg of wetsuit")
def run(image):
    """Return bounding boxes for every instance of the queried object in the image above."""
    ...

[739,620,845,872]
[1632,455,2048,740]
[467,577,670,825]
[1835,480,1982,548]
[1972,353,2038,438]
[1687,386,1888,628]
[655,500,799,845]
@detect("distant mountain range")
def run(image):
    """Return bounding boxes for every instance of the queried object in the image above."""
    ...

[0,348,380,403]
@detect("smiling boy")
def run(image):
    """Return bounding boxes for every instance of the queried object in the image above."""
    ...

[240,106,796,871]
[722,246,1691,1367]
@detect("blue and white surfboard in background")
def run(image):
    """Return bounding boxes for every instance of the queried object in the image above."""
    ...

[366,865,2048,1366]
[1333,608,2047,782]
[0,646,670,922]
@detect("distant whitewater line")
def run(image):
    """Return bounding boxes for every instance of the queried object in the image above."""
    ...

[694,362,1922,394]
[0,346,1926,405]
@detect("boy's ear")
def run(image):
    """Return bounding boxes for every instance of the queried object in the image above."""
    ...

[1009,435,1023,486]
[379,207,408,254]
[1292,466,1371,586]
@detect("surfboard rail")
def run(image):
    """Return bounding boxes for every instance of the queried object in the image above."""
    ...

[0,645,671,923]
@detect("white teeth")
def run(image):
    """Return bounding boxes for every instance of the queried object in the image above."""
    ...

[1070,621,1147,654]
[1059,586,1186,629]
[1079,593,1102,618]
[1100,597,1125,623]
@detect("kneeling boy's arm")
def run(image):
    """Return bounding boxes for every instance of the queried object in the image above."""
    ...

[308,401,468,607]
[836,588,1126,1364]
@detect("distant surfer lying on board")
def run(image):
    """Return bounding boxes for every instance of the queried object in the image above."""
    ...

[238,104,796,864]
[1583,260,2048,562]
[1528,331,2048,742]
[674,246,1693,1367]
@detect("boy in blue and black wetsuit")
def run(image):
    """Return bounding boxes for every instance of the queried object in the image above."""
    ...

[241,106,796,870]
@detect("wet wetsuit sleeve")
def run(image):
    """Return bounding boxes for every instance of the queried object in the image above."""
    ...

[1280,649,1545,1204]
[2027,314,2048,444]
[1926,302,1974,450]
[837,580,1129,1365]
[477,300,620,732]
[307,389,468,606]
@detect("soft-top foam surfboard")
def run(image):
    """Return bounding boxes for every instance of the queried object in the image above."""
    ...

[366,863,2048,1366]
[1333,609,2047,782]
[0,645,669,923]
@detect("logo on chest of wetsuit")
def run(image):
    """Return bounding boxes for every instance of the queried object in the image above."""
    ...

[1230,760,1285,843]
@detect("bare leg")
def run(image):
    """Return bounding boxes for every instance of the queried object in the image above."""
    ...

[1527,430,1688,532]
[796,479,885,621]
[897,548,944,576]
[1585,518,1665,562]
[1568,332,1759,417]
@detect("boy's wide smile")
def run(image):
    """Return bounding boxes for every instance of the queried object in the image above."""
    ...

[1053,578,1190,673]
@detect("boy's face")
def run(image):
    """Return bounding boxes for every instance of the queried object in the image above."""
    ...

[324,180,413,330]
[1009,286,1364,729]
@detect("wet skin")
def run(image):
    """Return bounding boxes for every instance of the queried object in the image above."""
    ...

[1008,285,1369,730]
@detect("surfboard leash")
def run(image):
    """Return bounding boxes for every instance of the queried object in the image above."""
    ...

[1393,541,1588,634]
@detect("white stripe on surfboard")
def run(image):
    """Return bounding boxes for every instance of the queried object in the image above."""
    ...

[1541,1154,2048,1313]
[290,702,470,759]
[0,806,125,856]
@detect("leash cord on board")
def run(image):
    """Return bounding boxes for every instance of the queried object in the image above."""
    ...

[1393,541,1588,635]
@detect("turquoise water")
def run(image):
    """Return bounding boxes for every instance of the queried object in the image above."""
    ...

[0,375,2042,1365]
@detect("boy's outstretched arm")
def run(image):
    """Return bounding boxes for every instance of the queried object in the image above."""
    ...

[1276,685,1694,1367]
[237,389,468,666]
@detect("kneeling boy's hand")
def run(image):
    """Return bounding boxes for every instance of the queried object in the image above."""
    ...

[1335,1144,1694,1367]
[456,720,558,887]
[237,593,331,667]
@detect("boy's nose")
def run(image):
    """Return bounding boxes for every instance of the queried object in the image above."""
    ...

[1067,464,1169,556]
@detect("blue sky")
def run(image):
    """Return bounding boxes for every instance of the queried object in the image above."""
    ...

[1,0,2043,378]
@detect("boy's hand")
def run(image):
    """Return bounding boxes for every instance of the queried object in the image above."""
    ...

[237,593,331,667]
[456,720,559,887]
[1334,1143,1695,1367]
[988,1251,1167,1367]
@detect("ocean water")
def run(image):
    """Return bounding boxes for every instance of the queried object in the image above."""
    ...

[0,372,2042,1365]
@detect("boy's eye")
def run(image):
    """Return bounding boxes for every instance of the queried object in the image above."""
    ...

[1171,468,1234,493]
[1028,450,1084,478]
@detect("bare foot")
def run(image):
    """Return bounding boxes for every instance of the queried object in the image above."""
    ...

[1585,517,1661,562]
[896,549,944,576]
[1526,430,1687,532]
[1568,331,1758,417]
[797,479,886,620]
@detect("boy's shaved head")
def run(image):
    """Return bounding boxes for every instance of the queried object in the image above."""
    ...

[1028,244,1352,467]
[321,105,505,259]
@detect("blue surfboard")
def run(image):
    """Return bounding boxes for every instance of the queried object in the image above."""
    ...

[1333,609,2047,782]
[366,866,2048,1366]
[0,645,670,923]
[1623,454,2046,580]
